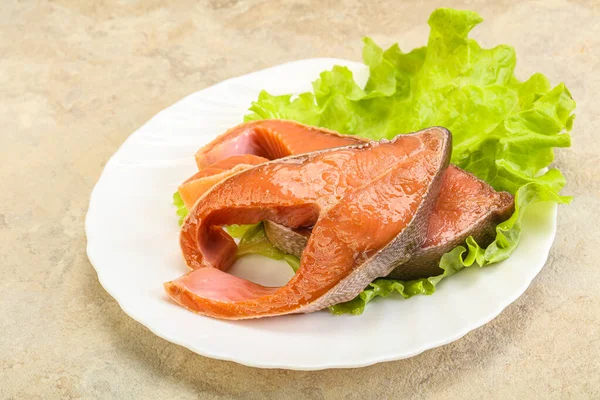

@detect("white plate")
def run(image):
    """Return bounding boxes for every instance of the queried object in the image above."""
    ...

[86,58,557,370]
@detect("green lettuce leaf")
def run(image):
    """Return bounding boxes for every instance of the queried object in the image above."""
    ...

[245,8,574,197]
[243,8,574,314]
[234,223,300,272]
[225,224,256,238]
[173,191,188,226]
[174,8,574,315]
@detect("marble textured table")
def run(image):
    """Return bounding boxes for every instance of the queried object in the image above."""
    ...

[2,0,599,398]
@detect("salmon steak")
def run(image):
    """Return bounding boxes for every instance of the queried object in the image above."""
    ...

[178,119,514,279]
[165,127,451,319]
[179,120,364,210]
[265,165,514,279]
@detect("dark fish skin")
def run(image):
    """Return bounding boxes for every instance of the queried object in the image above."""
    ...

[264,165,515,280]
[167,127,452,319]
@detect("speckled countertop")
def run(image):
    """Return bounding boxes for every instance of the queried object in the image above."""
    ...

[1,0,599,398]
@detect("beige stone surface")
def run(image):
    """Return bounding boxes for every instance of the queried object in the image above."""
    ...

[1,0,599,398]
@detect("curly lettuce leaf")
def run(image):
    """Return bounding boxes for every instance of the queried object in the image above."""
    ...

[245,8,575,197]
[243,8,574,314]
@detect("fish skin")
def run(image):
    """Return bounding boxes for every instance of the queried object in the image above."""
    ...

[166,128,452,319]
[264,165,515,280]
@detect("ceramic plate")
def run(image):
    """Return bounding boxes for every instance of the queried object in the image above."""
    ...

[86,58,557,370]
